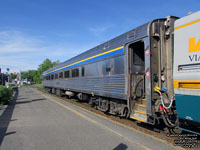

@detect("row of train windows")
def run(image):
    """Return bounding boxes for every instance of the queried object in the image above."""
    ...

[45,67,85,80]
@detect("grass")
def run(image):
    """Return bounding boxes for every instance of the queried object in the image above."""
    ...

[32,83,42,87]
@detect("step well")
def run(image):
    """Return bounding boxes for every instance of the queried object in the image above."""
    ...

[130,99,147,122]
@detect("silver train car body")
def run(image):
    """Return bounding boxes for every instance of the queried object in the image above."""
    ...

[43,17,178,125]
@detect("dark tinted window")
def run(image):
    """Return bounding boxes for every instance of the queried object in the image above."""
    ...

[59,72,63,78]
[64,70,70,78]
[133,42,144,66]
[51,74,54,80]
[55,74,58,79]
[72,68,79,77]
[81,67,85,76]
[106,67,111,72]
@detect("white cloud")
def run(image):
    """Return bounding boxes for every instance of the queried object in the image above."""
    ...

[0,30,42,53]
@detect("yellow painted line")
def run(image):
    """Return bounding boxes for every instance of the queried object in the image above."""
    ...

[134,110,146,115]
[33,89,151,150]
[130,116,146,123]
[47,46,124,74]
[174,19,200,30]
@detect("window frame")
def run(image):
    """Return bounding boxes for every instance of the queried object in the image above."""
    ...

[59,72,63,78]
[64,70,70,78]
[81,66,85,77]
[55,74,58,79]
[72,68,79,78]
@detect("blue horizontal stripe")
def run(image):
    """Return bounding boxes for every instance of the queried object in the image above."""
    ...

[44,47,124,76]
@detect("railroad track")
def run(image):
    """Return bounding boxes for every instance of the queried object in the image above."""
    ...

[36,87,199,149]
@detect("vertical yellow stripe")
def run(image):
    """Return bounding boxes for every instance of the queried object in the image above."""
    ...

[129,74,131,96]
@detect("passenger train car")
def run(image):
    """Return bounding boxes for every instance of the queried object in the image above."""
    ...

[43,11,200,135]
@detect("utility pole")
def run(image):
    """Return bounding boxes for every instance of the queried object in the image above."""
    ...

[7,68,10,83]
[0,68,3,85]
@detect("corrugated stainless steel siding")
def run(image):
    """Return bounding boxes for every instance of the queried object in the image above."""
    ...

[43,75,126,99]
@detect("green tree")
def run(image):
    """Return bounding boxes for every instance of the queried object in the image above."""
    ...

[37,58,59,82]
[32,70,40,84]
[21,58,59,84]
[38,59,59,75]
[9,73,17,81]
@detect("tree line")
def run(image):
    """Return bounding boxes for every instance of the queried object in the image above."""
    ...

[10,59,59,84]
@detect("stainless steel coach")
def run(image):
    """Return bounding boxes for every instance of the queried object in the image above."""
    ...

[43,16,178,125]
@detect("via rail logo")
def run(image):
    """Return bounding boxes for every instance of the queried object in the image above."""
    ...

[189,37,200,53]
[188,37,200,62]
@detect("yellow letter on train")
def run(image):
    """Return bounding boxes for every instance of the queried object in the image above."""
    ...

[189,37,200,53]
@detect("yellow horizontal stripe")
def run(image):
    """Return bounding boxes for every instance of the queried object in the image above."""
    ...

[138,104,146,108]
[134,110,146,115]
[174,80,200,89]
[174,19,200,30]
[48,46,124,74]
[130,116,146,122]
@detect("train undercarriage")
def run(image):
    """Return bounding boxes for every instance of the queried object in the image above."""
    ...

[45,86,178,131]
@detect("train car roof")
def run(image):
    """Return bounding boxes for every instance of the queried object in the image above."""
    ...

[43,14,181,76]
[43,21,151,76]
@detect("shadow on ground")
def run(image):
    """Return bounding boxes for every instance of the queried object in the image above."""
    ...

[0,89,47,146]
[15,98,46,105]
[0,88,19,146]
[113,143,128,150]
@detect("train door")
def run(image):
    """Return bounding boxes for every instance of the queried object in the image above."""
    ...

[128,40,148,122]
[129,41,145,98]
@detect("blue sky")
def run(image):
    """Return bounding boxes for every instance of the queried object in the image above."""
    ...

[0,0,200,73]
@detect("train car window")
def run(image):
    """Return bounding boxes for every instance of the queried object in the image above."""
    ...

[64,70,70,78]
[106,67,111,72]
[81,67,85,76]
[72,68,79,77]
[129,41,145,74]
[55,74,58,79]
[104,42,110,49]
[46,76,48,80]
[48,76,51,80]
[59,72,63,78]
[51,74,54,80]
[132,42,144,66]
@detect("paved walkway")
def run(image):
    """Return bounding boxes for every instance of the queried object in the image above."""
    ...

[0,87,184,150]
